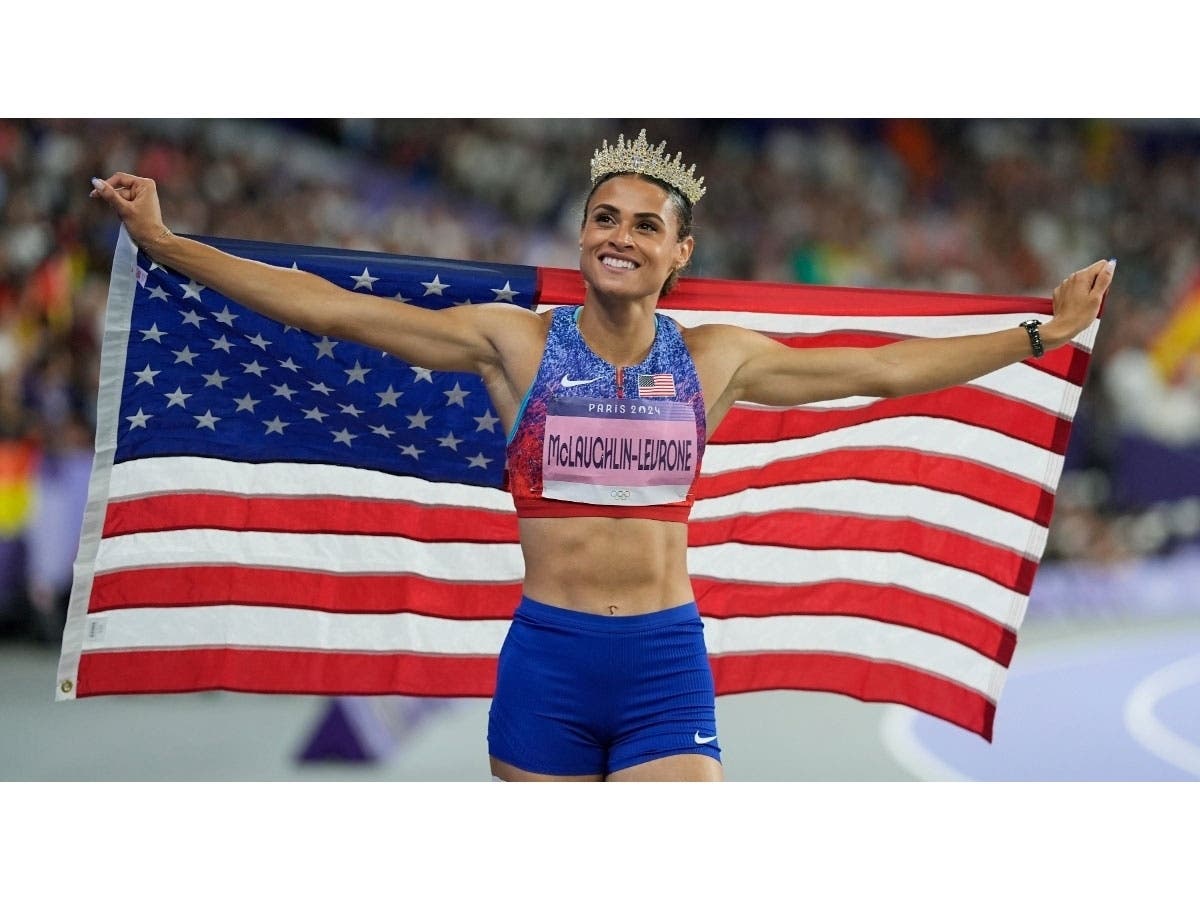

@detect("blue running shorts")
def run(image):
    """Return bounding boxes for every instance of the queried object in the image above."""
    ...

[487,596,721,776]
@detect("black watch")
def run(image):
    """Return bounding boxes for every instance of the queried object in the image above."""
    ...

[1020,319,1045,358]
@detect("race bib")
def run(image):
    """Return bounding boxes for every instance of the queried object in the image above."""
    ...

[542,397,698,506]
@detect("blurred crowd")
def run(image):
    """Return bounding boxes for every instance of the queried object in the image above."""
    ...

[2,118,1199,637]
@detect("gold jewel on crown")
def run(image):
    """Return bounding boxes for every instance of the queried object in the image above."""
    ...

[590,129,706,204]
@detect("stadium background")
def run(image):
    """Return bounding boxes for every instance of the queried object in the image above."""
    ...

[2,118,1198,780]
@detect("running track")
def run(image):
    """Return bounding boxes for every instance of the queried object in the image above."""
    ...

[883,624,1200,780]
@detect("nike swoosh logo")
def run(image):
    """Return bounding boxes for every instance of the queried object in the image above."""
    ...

[693,732,718,745]
[560,375,601,388]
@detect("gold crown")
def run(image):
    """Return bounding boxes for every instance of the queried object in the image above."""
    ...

[590,129,706,205]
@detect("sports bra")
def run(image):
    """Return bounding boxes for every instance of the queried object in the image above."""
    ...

[504,306,707,522]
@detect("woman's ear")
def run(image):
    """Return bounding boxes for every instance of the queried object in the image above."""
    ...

[676,235,695,270]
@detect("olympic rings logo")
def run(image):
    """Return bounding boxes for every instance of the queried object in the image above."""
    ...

[610,489,632,501]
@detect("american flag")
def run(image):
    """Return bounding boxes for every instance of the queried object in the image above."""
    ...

[56,228,1099,741]
[637,373,677,397]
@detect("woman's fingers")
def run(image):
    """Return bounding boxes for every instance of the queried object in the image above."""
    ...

[89,177,129,208]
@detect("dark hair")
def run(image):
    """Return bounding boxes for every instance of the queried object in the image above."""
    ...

[582,171,694,298]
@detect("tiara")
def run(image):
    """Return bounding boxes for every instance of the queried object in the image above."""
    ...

[590,129,706,205]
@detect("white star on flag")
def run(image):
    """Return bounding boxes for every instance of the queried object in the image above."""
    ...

[210,335,234,353]
[241,361,267,377]
[473,410,500,432]
[202,370,229,389]
[331,428,356,446]
[263,417,289,435]
[133,365,160,386]
[140,324,165,342]
[125,408,152,429]
[352,268,379,291]
[491,281,518,302]
[180,309,204,328]
[303,407,328,422]
[272,384,297,401]
[234,394,260,413]
[194,410,220,430]
[467,452,492,469]
[399,444,423,459]
[370,424,395,438]
[147,285,170,302]
[213,306,239,326]
[164,388,191,408]
[406,410,431,430]
[313,336,338,359]
[344,361,371,384]
[376,385,402,407]
[437,432,462,451]
[180,279,205,300]
[173,347,198,366]
[421,275,449,296]
[444,382,470,407]
[411,367,434,383]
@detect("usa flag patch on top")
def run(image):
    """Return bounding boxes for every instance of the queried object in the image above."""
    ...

[637,373,676,397]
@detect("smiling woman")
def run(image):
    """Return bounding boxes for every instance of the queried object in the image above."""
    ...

[89,128,1112,781]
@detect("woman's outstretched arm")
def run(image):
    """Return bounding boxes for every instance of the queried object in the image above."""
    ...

[703,258,1115,413]
[89,172,536,377]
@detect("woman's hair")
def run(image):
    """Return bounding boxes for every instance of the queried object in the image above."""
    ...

[582,171,694,298]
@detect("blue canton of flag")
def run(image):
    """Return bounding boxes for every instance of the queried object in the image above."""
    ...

[118,236,539,488]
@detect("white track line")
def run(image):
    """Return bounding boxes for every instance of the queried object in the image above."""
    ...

[879,706,969,781]
[1123,653,1200,779]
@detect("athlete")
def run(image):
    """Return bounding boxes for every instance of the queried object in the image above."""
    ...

[90,130,1114,781]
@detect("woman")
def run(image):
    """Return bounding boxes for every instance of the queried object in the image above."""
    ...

[90,130,1114,782]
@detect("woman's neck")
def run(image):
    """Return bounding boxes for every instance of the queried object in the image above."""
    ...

[576,294,658,367]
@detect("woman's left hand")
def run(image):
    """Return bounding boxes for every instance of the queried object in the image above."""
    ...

[1044,258,1116,349]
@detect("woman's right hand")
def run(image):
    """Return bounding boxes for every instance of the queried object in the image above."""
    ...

[90,173,173,254]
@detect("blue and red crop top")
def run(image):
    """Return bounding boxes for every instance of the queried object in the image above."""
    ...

[505,305,707,522]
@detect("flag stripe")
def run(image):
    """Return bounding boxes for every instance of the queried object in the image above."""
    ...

[107,457,514,510]
[686,544,1027,625]
[88,566,1014,664]
[722,386,1074,449]
[694,480,1045,556]
[707,652,996,741]
[75,648,500,698]
[78,606,1005,699]
[103,494,522,543]
[90,566,523,617]
[695,449,1056,527]
[703,417,1065,488]
[688,510,1038,594]
[691,579,1017,665]
[93,529,525,580]
[74,646,995,739]
[538,265,1049,317]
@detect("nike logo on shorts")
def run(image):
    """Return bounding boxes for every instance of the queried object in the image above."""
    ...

[560,375,601,388]
[693,731,718,744]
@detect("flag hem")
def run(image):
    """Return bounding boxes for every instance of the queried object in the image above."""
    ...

[56,227,139,701]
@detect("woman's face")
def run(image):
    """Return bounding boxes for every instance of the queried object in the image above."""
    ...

[579,175,693,301]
